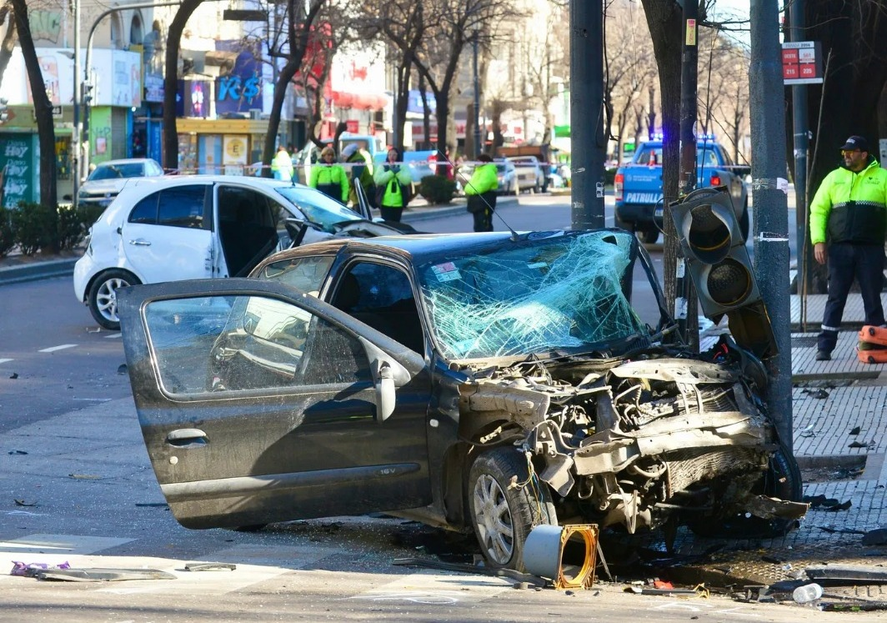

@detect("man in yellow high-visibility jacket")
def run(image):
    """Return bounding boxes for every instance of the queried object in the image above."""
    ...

[810,135,887,360]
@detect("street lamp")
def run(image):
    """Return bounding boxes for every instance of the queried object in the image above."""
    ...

[472,28,482,158]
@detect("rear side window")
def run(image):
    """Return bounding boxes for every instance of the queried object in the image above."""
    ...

[128,185,207,228]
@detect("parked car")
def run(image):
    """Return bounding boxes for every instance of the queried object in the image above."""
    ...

[73,175,405,330]
[117,228,804,571]
[78,158,165,208]
[506,156,545,192]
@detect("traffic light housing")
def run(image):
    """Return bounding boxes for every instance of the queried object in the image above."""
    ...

[671,187,777,359]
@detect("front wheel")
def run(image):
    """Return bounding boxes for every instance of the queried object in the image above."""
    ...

[87,269,141,330]
[467,448,556,571]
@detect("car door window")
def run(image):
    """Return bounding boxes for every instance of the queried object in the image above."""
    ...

[217,186,281,276]
[330,262,425,354]
[143,294,372,395]
[134,185,207,229]
[129,193,159,224]
[258,256,333,295]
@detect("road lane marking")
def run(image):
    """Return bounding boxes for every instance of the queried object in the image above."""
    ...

[104,333,122,339]
[350,571,514,605]
[0,358,13,364]
[38,344,77,353]
[0,534,133,555]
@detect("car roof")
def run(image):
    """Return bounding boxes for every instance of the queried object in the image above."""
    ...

[258,232,520,268]
[123,174,302,190]
[94,158,159,166]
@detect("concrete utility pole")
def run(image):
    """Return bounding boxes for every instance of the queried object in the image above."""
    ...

[749,0,792,447]
[569,0,605,229]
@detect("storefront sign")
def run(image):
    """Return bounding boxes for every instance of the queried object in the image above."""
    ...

[223,135,247,175]
[0,135,36,208]
[216,48,263,115]
[782,41,823,85]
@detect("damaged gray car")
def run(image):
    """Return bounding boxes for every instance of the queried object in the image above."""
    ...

[118,229,804,570]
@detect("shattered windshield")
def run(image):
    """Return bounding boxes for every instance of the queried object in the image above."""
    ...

[417,230,648,360]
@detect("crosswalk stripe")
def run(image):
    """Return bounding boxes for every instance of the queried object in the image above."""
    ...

[349,571,514,605]
[38,344,77,353]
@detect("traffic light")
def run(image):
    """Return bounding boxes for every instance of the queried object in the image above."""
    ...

[0,98,8,124]
[670,187,777,359]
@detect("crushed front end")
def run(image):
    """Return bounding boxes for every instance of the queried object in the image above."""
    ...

[458,349,805,535]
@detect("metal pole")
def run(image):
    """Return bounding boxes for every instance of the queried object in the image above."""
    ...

[569,0,605,229]
[676,0,699,346]
[790,0,812,312]
[72,0,80,209]
[472,31,482,158]
[749,0,792,448]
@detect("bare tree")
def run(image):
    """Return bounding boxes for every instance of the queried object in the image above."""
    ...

[260,0,333,172]
[639,0,684,325]
[605,0,656,163]
[10,0,56,212]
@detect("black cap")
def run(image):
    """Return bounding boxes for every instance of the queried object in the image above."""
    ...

[477,153,493,163]
[840,135,869,152]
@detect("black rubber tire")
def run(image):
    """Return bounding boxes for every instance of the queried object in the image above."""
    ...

[467,448,556,571]
[87,269,140,331]
[688,442,803,539]
[639,227,659,244]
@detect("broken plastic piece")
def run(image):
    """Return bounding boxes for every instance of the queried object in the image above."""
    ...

[35,567,176,582]
[184,562,236,572]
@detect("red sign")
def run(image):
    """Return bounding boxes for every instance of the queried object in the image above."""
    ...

[346,119,359,133]
[782,41,823,85]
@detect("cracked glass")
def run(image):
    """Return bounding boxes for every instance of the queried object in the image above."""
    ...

[416,230,646,360]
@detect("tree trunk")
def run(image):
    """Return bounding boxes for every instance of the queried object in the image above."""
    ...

[641,0,691,339]
[12,0,57,214]
[162,0,203,172]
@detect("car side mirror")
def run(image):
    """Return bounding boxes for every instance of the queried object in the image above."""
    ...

[376,363,395,421]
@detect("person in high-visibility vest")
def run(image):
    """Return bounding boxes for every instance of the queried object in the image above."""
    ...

[810,135,887,361]
[270,145,293,182]
[309,146,349,203]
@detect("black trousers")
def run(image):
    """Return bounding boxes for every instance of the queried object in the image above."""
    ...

[468,192,496,232]
[380,205,403,222]
[818,242,885,352]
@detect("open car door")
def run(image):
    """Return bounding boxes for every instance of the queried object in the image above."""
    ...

[118,278,430,530]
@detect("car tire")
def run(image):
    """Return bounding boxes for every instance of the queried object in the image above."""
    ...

[467,447,556,571]
[639,227,659,244]
[687,441,803,539]
[87,269,141,331]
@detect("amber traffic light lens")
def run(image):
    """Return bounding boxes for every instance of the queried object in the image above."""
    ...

[707,258,752,306]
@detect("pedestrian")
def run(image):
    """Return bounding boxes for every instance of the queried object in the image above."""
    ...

[271,145,294,182]
[373,147,413,222]
[342,142,376,208]
[464,153,499,232]
[310,145,349,203]
[810,135,887,361]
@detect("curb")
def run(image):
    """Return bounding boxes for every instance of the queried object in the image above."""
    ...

[0,257,79,285]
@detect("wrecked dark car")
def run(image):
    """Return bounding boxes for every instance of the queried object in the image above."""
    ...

[118,229,804,570]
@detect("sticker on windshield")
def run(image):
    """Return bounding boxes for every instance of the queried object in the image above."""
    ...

[432,262,462,282]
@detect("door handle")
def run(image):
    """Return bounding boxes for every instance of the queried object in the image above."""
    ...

[129,239,152,246]
[166,428,207,447]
